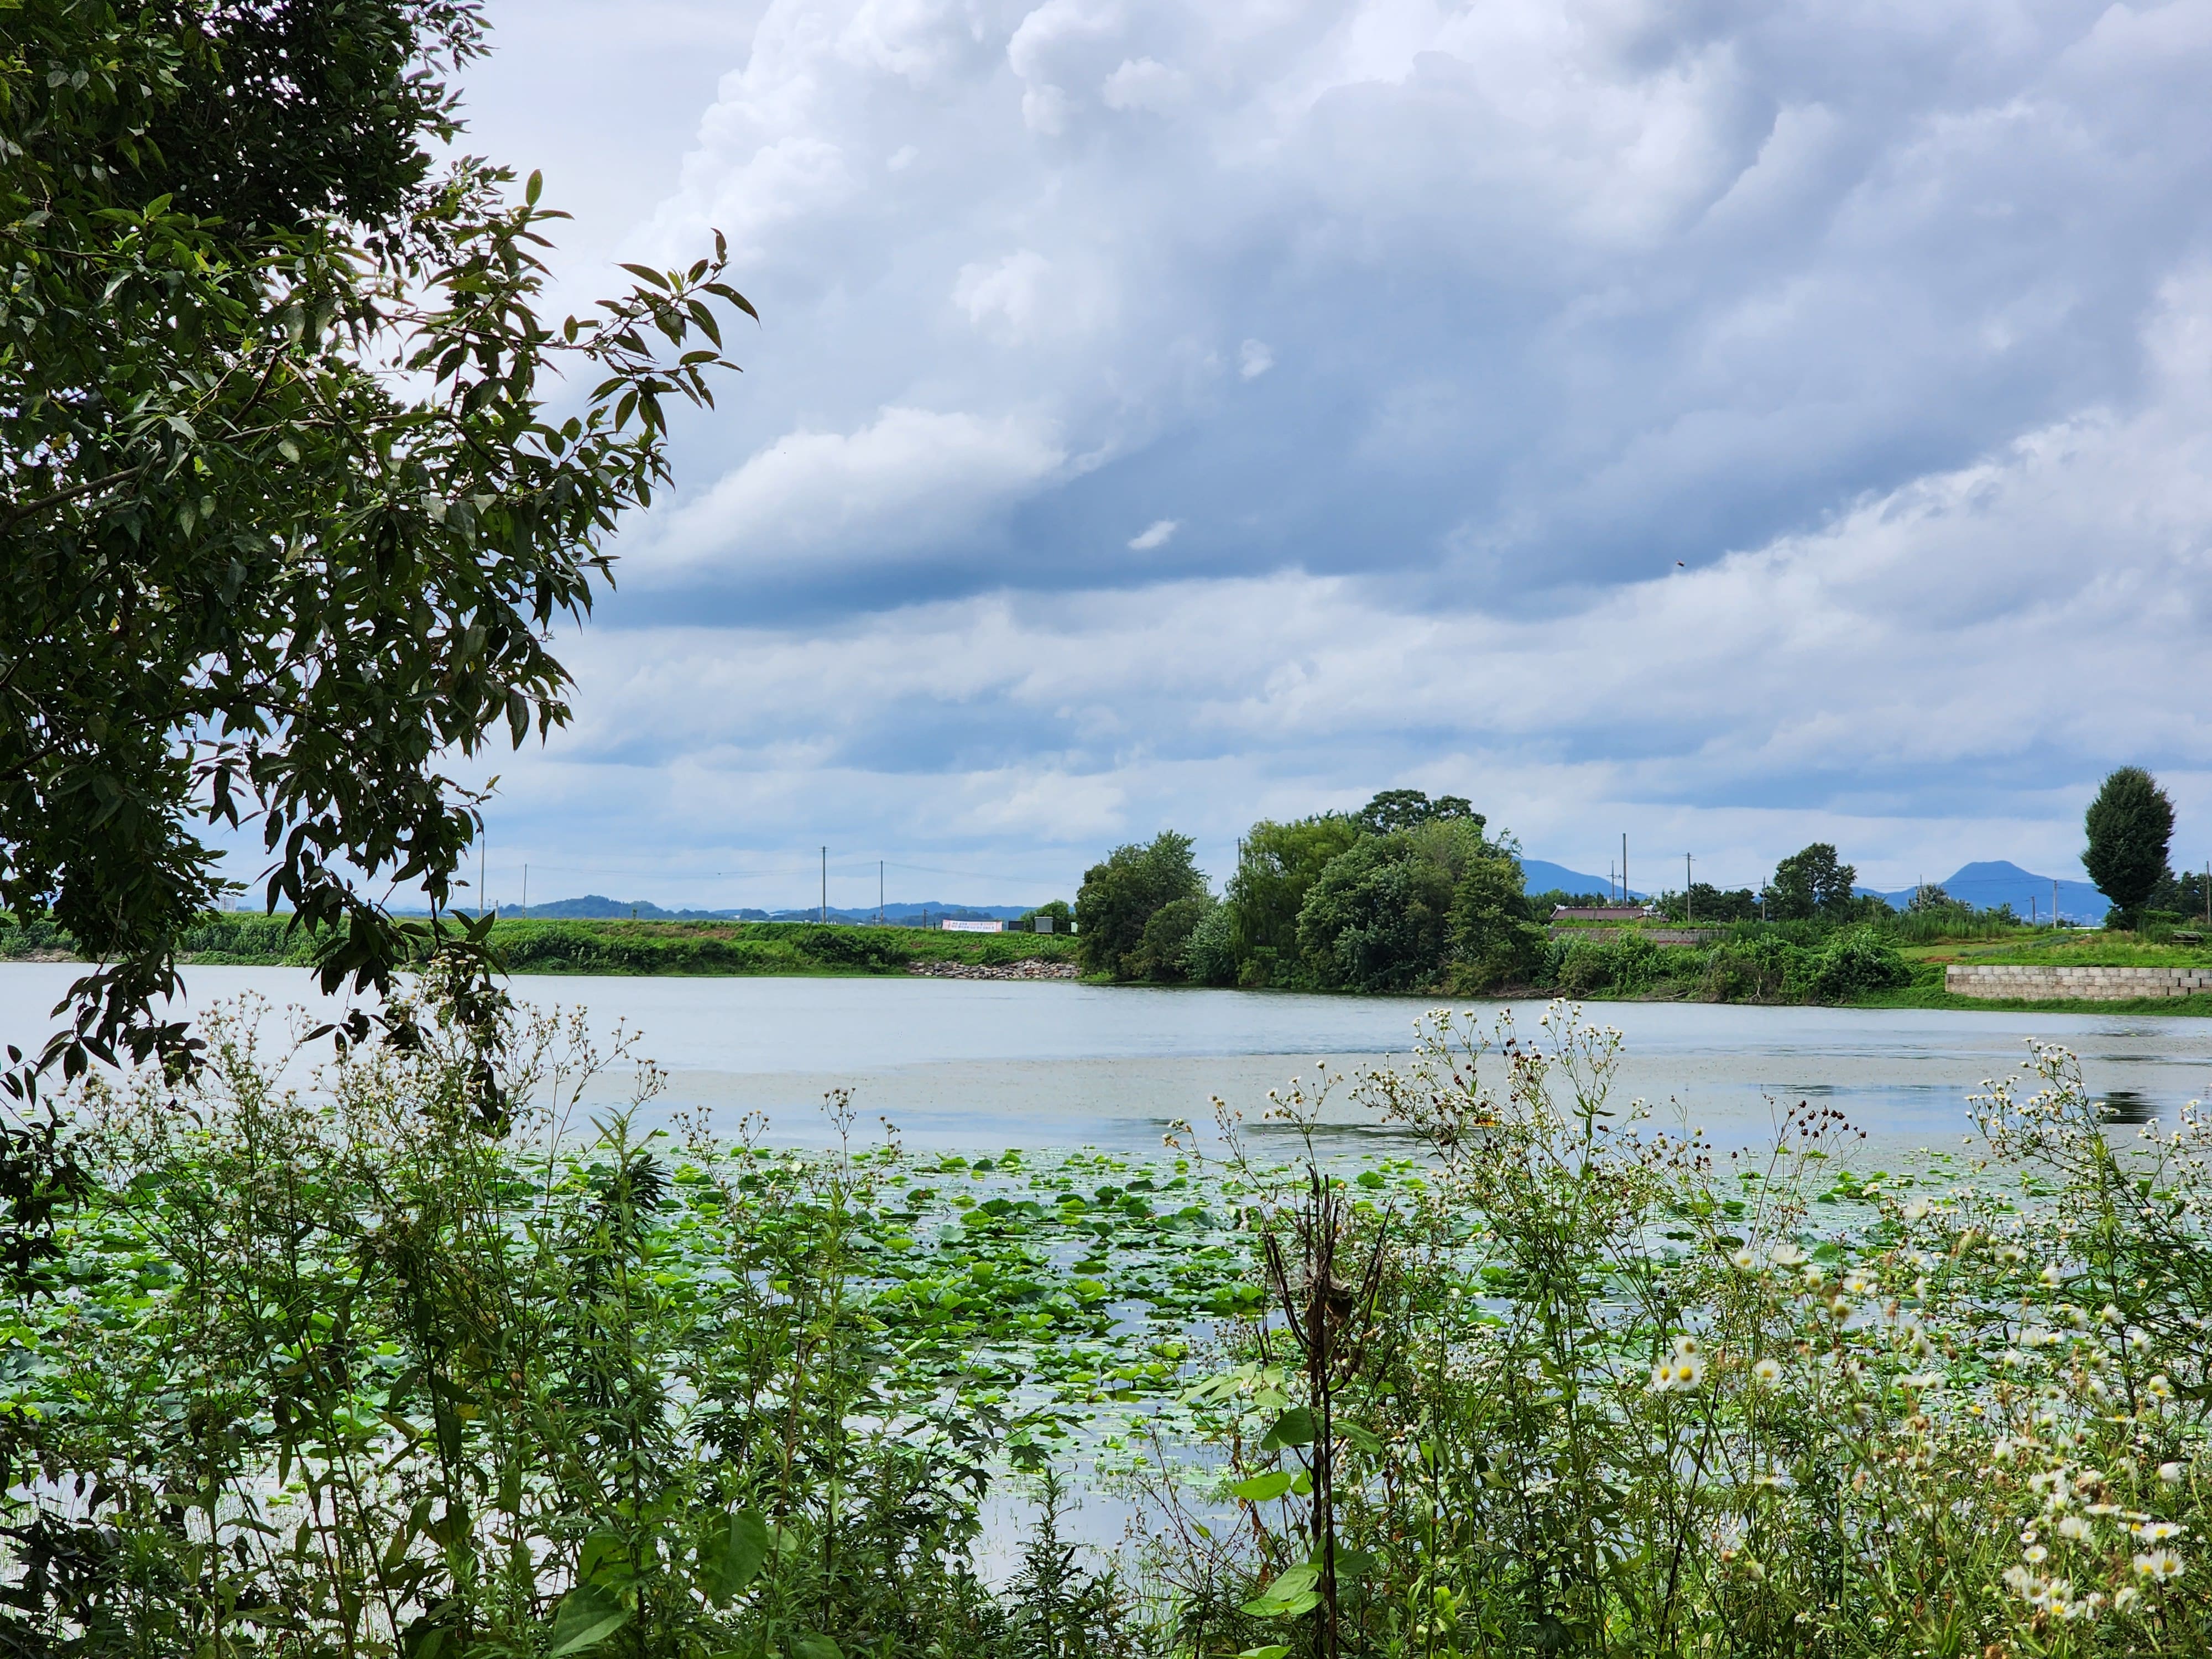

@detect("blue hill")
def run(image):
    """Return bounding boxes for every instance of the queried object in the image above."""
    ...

[1521,858,1642,900]
[1869,860,2106,924]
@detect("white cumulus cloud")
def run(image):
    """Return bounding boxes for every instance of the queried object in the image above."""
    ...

[634,406,1067,577]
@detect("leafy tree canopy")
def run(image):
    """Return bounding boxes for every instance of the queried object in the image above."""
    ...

[0,0,750,1089]
[1658,883,1757,924]
[1447,855,1544,992]
[1354,789,1481,838]
[2083,766,2175,927]
[1225,813,1357,982]
[1762,843,1858,922]
[1072,832,1207,979]
[1297,819,1498,993]
[1128,895,1214,984]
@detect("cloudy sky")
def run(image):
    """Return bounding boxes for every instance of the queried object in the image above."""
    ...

[440,0,2212,911]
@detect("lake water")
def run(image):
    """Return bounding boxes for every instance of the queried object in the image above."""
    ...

[6,963,2211,1162]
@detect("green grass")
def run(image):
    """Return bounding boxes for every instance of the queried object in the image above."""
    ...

[1926,934,2212,968]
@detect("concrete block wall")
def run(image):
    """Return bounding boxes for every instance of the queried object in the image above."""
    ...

[1946,964,2212,1001]
[1547,927,1725,947]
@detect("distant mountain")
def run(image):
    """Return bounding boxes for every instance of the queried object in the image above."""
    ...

[1521,859,1644,901]
[507,895,1034,924]
[1516,856,2106,922]
[1867,860,2107,924]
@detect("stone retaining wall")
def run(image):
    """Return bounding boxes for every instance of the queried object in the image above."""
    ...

[1548,927,1725,946]
[1945,964,2212,1001]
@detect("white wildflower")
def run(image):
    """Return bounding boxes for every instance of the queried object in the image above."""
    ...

[2134,1548,2185,1583]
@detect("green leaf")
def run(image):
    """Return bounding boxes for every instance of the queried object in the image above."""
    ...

[547,1585,629,1656]
[1232,1470,1295,1502]
[1239,1647,1292,1659]
[1338,1421,1384,1455]
[790,1636,842,1659]
[1260,1406,1314,1449]
[697,1509,771,1606]
[1241,1564,1322,1619]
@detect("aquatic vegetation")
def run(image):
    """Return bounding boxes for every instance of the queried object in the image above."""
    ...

[2,994,2210,1655]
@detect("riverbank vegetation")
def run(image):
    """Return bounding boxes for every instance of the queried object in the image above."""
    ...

[1072,799,1927,1004]
[0,912,1079,977]
[1070,792,2212,1011]
[5,987,2211,1655]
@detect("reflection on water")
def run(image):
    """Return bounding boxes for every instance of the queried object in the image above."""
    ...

[4,963,2212,1160]
[2099,1089,2161,1125]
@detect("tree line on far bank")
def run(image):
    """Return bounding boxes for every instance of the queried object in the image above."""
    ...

[1071,790,1916,998]
[1072,769,2201,998]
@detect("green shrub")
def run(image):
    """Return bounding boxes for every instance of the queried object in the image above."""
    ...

[1181,901,1239,987]
[1697,935,1802,1002]
[1446,855,1545,991]
[1296,834,1455,992]
[795,924,911,971]
[1551,936,1614,994]
[1128,895,1214,982]
[1793,926,1911,1002]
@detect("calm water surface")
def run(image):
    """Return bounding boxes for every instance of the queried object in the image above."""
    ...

[6,964,2211,1161]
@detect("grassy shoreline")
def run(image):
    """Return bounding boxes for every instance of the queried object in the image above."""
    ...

[11,914,2212,1014]
[0,912,1081,978]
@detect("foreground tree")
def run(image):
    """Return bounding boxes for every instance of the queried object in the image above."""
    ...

[1,1,751,1087]
[2083,766,2175,929]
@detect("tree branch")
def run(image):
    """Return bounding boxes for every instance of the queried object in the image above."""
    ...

[0,464,152,529]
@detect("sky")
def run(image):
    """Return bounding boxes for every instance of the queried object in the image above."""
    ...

[424,0,2212,912]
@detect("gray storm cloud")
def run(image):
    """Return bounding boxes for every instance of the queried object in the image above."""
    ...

[444,0,2212,904]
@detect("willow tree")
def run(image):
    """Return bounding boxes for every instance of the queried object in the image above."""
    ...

[0,1,752,1097]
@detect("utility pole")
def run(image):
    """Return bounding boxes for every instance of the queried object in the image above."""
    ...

[2053,877,2060,928]
[1623,833,1629,903]
[821,847,827,924]
[879,859,885,926]
[523,863,528,915]
[478,833,487,919]
[1685,853,1693,922]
